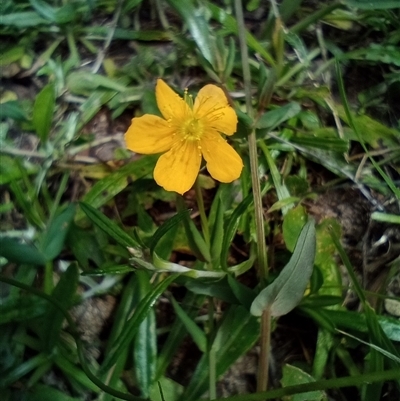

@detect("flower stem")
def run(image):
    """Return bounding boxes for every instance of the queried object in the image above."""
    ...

[208,296,217,400]
[234,0,270,393]
[194,177,210,247]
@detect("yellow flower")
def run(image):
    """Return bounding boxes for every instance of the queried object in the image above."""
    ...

[125,79,243,194]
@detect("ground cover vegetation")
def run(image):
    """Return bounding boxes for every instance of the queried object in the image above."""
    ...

[1,0,400,400]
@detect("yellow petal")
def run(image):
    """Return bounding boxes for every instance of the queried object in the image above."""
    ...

[154,140,201,194]
[194,84,237,135]
[125,114,176,154]
[201,131,243,183]
[156,79,190,123]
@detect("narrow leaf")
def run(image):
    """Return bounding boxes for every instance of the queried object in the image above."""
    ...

[41,264,79,352]
[80,202,139,248]
[100,274,177,373]
[40,204,76,261]
[166,0,214,65]
[171,297,207,353]
[149,210,190,255]
[32,83,56,142]
[251,220,316,317]
[0,237,46,265]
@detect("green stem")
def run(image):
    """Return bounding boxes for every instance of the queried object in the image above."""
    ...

[208,296,217,400]
[194,177,210,247]
[43,261,53,294]
[192,368,400,401]
[235,0,270,393]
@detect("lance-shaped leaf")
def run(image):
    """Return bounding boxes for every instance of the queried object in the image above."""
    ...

[251,219,316,317]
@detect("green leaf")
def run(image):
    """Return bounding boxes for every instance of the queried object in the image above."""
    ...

[256,102,301,130]
[371,212,400,224]
[171,297,207,353]
[41,264,79,352]
[156,292,204,380]
[301,308,400,342]
[210,194,224,269]
[0,237,46,265]
[0,295,47,324]
[0,12,50,27]
[149,210,190,255]
[281,365,327,401]
[166,0,214,66]
[176,197,211,263]
[80,202,139,249]
[251,220,316,317]
[208,3,276,66]
[100,274,177,373]
[26,384,82,401]
[81,264,135,276]
[220,193,253,270]
[32,83,56,142]
[134,271,157,398]
[66,72,128,95]
[282,205,308,252]
[0,101,29,121]
[40,204,76,261]
[185,276,238,303]
[77,156,157,219]
[181,305,259,401]
[343,0,400,9]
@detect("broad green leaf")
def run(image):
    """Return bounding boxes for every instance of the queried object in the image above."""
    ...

[150,377,183,401]
[32,83,56,142]
[251,220,316,317]
[171,297,207,353]
[30,0,57,21]
[185,276,239,304]
[134,271,157,398]
[0,12,50,27]
[337,105,399,147]
[66,72,128,95]
[0,101,29,121]
[314,219,342,297]
[0,47,25,67]
[282,204,308,252]
[41,264,79,352]
[40,204,76,261]
[0,237,46,265]
[80,202,139,249]
[256,102,302,130]
[281,365,327,401]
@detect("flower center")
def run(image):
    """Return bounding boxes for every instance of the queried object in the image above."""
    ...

[181,117,203,141]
